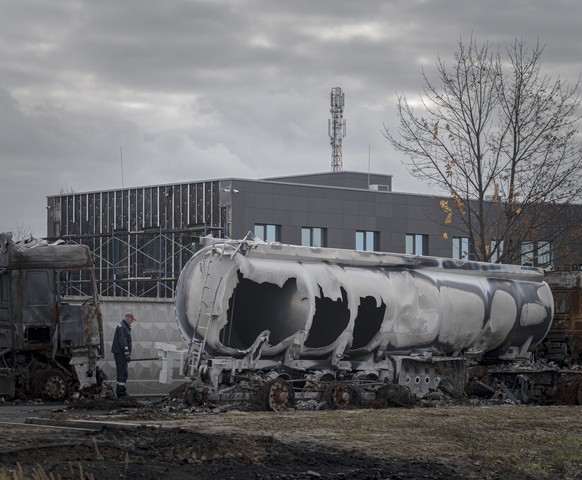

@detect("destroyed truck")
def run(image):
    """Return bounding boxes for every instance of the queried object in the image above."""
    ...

[158,235,555,410]
[538,270,582,365]
[0,232,103,400]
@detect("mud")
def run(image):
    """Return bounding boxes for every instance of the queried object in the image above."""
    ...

[2,387,581,480]
[0,422,517,480]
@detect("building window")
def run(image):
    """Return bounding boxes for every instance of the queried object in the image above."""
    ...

[405,233,428,255]
[521,241,534,265]
[301,227,327,247]
[141,234,162,273]
[490,240,504,263]
[521,241,552,267]
[537,241,552,266]
[452,237,473,260]
[254,224,281,243]
[113,235,129,274]
[356,231,378,252]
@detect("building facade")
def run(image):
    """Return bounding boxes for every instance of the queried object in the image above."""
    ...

[46,171,580,298]
[46,180,223,298]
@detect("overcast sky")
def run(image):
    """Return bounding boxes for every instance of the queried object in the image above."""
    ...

[1,0,581,237]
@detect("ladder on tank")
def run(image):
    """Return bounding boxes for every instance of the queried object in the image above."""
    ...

[183,241,240,377]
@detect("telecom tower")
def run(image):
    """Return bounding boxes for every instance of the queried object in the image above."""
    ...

[328,86,346,172]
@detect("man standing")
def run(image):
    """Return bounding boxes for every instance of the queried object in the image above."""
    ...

[111,312,137,397]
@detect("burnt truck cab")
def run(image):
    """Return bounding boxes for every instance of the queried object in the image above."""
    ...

[0,232,103,400]
[540,270,582,365]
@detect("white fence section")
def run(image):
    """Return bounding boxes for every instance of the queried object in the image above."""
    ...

[99,297,186,395]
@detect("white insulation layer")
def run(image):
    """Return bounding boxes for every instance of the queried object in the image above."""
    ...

[175,240,554,362]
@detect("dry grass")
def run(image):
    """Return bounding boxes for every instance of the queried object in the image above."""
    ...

[1,463,96,480]
[7,403,581,479]
[155,404,582,479]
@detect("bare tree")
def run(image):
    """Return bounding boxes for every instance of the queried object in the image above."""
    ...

[384,37,582,265]
[11,221,33,242]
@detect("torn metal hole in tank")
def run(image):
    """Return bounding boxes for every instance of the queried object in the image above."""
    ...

[304,286,350,348]
[352,296,386,350]
[220,272,306,349]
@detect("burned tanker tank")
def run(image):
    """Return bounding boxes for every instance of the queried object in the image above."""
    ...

[170,236,554,410]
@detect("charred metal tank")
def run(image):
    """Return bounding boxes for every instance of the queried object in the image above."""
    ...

[171,236,554,409]
[177,237,553,360]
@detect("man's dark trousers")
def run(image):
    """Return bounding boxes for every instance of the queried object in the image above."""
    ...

[114,353,129,397]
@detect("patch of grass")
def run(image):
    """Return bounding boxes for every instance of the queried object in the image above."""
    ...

[239,406,582,477]
[1,460,98,480]
[74,403,582,479]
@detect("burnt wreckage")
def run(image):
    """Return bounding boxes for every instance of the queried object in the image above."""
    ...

[156,236,572,410]
[0,233,104,400]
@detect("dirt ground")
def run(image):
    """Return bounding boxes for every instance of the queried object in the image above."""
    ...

[1,396,582,480]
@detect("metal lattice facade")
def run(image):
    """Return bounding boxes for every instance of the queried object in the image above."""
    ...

[46,181,224,298]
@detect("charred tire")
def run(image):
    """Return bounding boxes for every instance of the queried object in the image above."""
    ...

[37,370,68,401]
[324,383,361,409]
[262,378,295,412]
[184,385,208,407]
[376,383,415,409]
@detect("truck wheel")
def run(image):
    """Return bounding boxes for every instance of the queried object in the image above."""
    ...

[184,385,207,407]
[38,370,68,401]
[324,383,360,409]
[376,383,415,408]
[263,378,295,412]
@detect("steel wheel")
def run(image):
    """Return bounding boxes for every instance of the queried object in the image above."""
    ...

[39,370,68,401]
[324,383,359,409]
[263,378,294,412]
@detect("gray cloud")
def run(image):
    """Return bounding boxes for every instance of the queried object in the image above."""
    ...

[1,0,581,236]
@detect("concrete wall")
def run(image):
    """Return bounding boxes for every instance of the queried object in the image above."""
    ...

[99,297,187,396]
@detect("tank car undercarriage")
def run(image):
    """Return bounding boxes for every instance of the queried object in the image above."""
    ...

[157,342,582,411]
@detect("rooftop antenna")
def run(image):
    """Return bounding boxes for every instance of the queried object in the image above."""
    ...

[120,147,125,188]
[328,86,346,172]
[368,144,371,188]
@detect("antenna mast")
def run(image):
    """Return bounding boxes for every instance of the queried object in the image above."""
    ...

[328,86,346,172]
